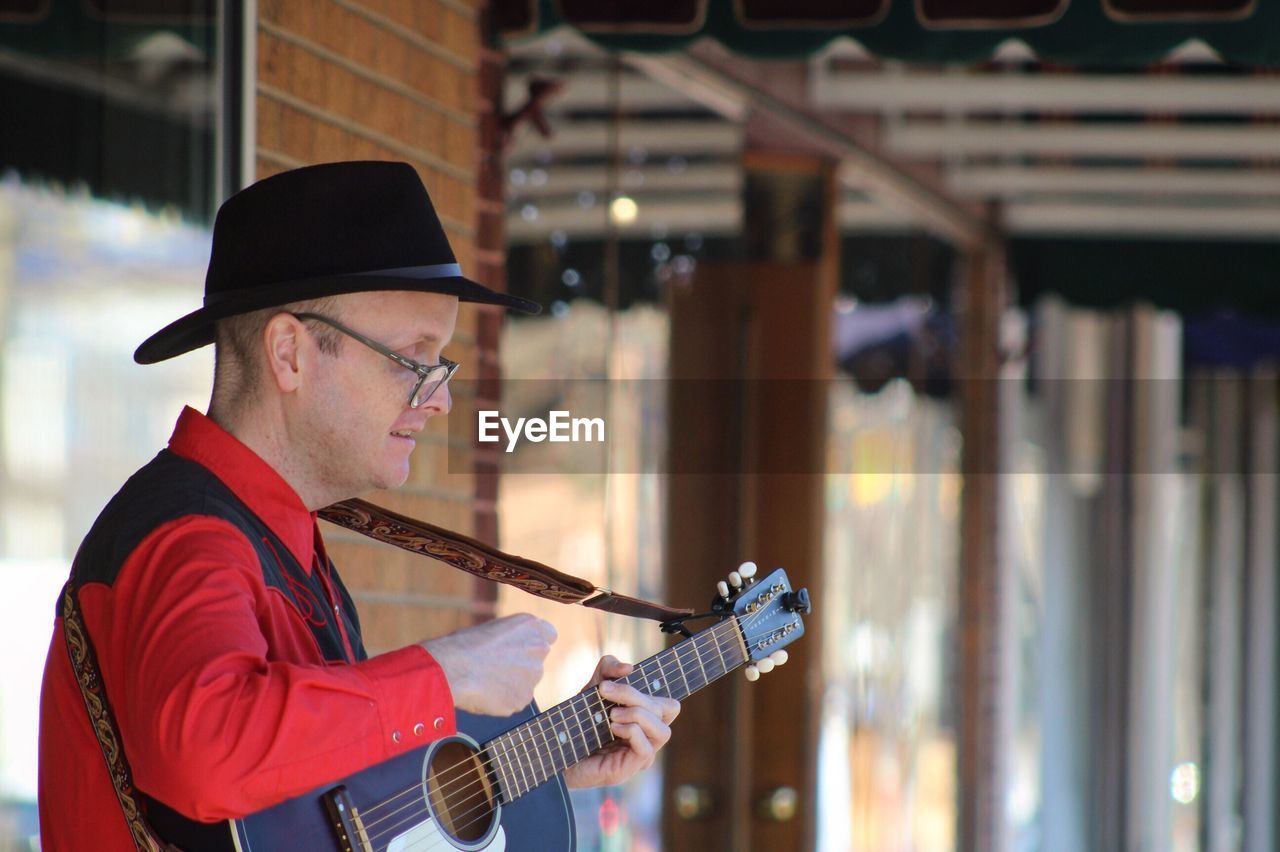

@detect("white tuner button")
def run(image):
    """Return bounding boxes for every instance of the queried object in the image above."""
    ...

[739,562,757,580]
[744,665,761,682]
[771,650,789,666]
[717,580,730,599]
[729,571,743,588]
[757,657,775,674]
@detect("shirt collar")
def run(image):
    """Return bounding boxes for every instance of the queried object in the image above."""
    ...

[167,407,317,573]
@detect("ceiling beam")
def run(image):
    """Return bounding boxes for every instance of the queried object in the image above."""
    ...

[505,71,723,114]
[506,196,919,241]
[506,197,741,240]
[508,119,742,159]
[1006,202,1280,238]
[506,162,742,197]
[812,67,1280,115]
[949,165,1280,198]
[889,121,1280,160]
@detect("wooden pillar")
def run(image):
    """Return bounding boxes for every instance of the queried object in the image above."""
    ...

[664,151,834,852]
[956,226,1010,852]
[472,6,508,587]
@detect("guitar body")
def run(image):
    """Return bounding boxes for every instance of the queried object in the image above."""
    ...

[210,705,575,852]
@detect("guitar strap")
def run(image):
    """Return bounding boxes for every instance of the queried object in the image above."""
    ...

[59,582,176,852]
[62,500,691,849]
[319,498,694,622]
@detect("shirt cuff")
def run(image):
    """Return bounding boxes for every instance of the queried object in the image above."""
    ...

[356,644,457,755]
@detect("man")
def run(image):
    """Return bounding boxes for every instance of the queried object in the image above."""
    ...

[38,161,679,850]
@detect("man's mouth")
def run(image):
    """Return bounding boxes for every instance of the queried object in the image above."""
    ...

[391,430,416,440]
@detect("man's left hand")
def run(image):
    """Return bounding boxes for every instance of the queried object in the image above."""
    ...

[563,655,681,789]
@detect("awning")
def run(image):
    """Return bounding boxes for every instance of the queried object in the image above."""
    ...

[498,1,1280,66]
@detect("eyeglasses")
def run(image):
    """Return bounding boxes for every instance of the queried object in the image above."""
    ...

[290,312,459,408]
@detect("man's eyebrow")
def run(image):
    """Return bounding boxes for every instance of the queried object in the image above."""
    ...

[389,327,441,345]
[398,331,443,351]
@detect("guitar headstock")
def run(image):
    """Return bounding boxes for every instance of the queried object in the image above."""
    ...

[717,562,810,682]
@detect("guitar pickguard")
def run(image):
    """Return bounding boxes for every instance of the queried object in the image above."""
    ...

[386,821,506,852]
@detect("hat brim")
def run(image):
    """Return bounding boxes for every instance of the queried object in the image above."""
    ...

[134,273,541,364]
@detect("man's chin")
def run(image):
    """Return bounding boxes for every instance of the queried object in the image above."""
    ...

[376,459,413,491]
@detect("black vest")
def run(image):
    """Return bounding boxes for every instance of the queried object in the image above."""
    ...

[70,449,367,848]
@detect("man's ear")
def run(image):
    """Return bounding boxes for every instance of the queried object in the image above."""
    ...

[262,312,305,394]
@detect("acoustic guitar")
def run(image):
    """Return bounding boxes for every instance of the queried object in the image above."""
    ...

[188,566,809,851]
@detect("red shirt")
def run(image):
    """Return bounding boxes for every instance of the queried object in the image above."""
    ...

[37,408,456,850]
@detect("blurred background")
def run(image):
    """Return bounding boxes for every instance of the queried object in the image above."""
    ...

[3,2,1280,851]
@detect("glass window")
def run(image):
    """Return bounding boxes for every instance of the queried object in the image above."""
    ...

[820,377,961,852]
[0,3,220,844]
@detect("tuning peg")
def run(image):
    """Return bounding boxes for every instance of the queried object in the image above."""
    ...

[756,657,775,674]
[739,562,757,582]
[782,588,811,614]
[729,571,743,589]
[744,665,760,682]
[770,650,789,666]
[717,580,730,599]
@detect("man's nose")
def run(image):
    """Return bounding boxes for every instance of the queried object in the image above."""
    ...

[424,384,452,416]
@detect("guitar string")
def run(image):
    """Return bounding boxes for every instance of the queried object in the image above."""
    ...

[388,614,784,852]
[356,607,759,833]
[358,596,784,842]
[356,618,743,845]
[361,610,790,851]
[224,595,788,851]
[374,622,751,852]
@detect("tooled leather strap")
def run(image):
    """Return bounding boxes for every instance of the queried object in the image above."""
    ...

[319,498,694,622]
[59,582,170,852]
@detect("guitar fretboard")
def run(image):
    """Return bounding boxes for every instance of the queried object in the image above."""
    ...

[483,616,749,802]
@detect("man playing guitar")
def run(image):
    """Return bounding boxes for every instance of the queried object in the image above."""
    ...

[38,161,680,850]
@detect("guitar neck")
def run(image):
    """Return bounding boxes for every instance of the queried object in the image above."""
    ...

[482,616,749,803]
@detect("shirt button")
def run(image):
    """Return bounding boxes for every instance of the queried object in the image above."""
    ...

[392,730,402,744]
[413,722,425,737]
[433,716,445,731]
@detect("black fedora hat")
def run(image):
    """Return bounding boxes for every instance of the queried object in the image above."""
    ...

[134,160,540,364]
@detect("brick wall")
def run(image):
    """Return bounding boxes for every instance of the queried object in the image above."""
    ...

[254,0,501,650]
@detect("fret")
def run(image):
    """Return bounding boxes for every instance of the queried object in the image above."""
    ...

[548,703,573,770]
[668,640,693,699]
[494,735,522,800]
[510,732,532,799]
[560,700,588,765]
[638,657,670,698]
[529,716,550,782]
[662,653,686,701]
[508,730,533,798]
[588,690,614,741]
[567,693,592,761]
[688,630,710,688]
[577,691,604,753]
[728,616,750,665]
[698,632,719,684]
[540,711,560,777]
[620,660,647,697]
[517,720,546,789]
[487,740,511,802]
[708,629,729,681]
[707,627,730,682]
[588,690,612,749]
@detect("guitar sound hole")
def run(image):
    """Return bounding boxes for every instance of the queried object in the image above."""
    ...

[425,740,497,844]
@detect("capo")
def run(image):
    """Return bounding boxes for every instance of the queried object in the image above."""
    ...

[659,609,725,639]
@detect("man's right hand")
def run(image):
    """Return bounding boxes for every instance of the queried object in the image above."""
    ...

[420,613,556,717]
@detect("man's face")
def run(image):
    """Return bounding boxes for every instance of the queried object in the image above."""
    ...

[299,289,459,499]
